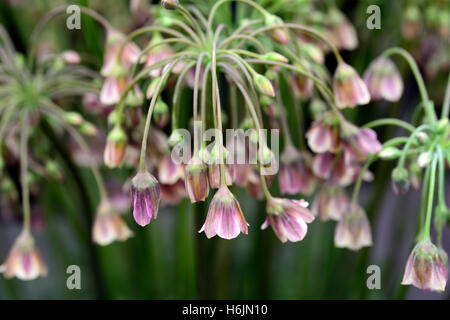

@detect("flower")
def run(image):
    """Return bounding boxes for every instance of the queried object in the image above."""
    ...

[184,156,209,203]
[334,203,372,250]
[265,14,289,44]
[92,200,133,245]
[311,152,361,187]
[340,123,382,162]
[100,76,128,106]
[261,197,315,242]
[333,62,370,108]
[0,231,47,280]
[401,240,448,292]
[158,154,184,185]
[104,126,127,168]
[279,146,317,195]
[363,57,403,102]
[306,112,341,154]
[199,185,248,239]
[312,184,350,221]
[131,170,161,226]
[253,73,275,97]
[162,0,178,10]
[326,9,358,51]
[101,29,140,77]
[290,74,313,101]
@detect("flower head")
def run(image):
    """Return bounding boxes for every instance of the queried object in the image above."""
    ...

[199,186,248,239]
[184,156,209,203]
[401,240,448,292]
[363,57,403,102]
[334,203,372,250]
[261,197,315,242]
[131,170,161,226]
[0,231,47,280]
[92,200,133,245]
[333,62,370,108]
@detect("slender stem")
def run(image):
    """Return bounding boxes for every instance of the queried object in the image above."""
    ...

[219,35,266,52]
[442,72,450,119]
[193,53,207,155]
[28,5,113,68]
[422,157,437,241]
[139,59,183,171]
[437,146,447,208]
[176,5,207,45]
[363,118,416,133]
[351,155,376,204]
[397,124,431,169]
[201,64,211,146]
[382,47,436,124]
[172,61,197,130]
[20,113,31,233]
[417,164,431,239]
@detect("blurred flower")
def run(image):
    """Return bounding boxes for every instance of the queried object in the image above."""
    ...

[253,73,275,97]
[184,156,209,203]
[290,74,313,101]
[104,126,127,168]
[92,200,133,246]
[401,240,448,292]
[262,197,314,242]
[402,6,421,40]
[160,180,186,205]
[333,62,370,108]
[334,203,372,250]
[199,185,248,239]
[340,123,382,162]
[391,166,410,195]
[158,154,184,185]
[312,184,350,221]
[100,76,127,106]
[326,8,358,50]
[265,14,289,44]
[306,112,341,154]
[0,231,47,281]
[61,50,81,64]
[162,0,178,10]
[131,171,161,226]
[363,57,403,102]
[279,146,316,195]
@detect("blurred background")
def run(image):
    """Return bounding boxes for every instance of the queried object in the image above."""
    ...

[0,0,449,299]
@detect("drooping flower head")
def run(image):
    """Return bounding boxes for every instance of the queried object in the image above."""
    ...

[131,170,161,226]
[261,197,315,242]
[0,231,47,280]
[333,62,370,108]
[184,155,209,203]
[334,203,372,250]
[363,57,404,102]
[312,184,350,221]
[199,185,248,239]
[401,240,448,292]
[92,200,133,245]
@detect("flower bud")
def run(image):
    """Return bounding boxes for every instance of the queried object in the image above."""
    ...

[131,170,161,226]
[168,130,184,147]
[253,73,275,97]
[63,111,84,126]
[80,122,98,136]
[184,156,209,203]
[0,231,47,280]
[104,126,127,168]
[61,50,81,64]
[260,52,288,63]
[391,166,410,195]
[161,0,178,10]
[153,98,169,128]
[378,146,401,160]
[417,151,432,168]
[264,14,289,43]
[402,240,448,292]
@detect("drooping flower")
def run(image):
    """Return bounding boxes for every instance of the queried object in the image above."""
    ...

[333,62,370,108]
[340,122,382,162]
[334,203,372,250]
[306,112,341,154]
[326,9,358,51]
[312,184,350,221]
[401,240,448,292]
[279,146,317,195]
[402,6,421,40]
[290,74,314,101]
[92,200,133,245]
[265,14,289,44]
[100,76,128,106]
[184,156,209,203]
[104,126,127,168]
[0,231,47,281]
[131,170,161,226]
[261,197,315,242]
[158,154,184,185]
[161,0,178,10]
[363,57,403,102]
[199,185,248,239]
[101,29,140,77]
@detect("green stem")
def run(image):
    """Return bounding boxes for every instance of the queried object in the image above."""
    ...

[172,61,197,130]
[351,155,376,204]
[363,118,416,133]
[397,124,430,169]
[20,113,31,233]
[442,72,450,119]
[193,53,207,155]
[422,157,437,241]
[382,47,436,124]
